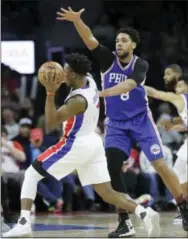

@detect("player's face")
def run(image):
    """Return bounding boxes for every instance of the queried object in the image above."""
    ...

[175,81,188,94]
[163,68,178,90]
[63,63,74,86]
[115,33,136,59]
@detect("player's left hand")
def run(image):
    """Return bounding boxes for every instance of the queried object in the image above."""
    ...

[56,7,85,22]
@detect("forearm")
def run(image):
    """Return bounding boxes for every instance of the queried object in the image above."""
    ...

[144,86,158,98]
[99,80,136,97]
[6,145,25,162]
[45,95,59,129]
[73,19,98,50]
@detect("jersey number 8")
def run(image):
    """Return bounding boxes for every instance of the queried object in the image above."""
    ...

[120,92,130,101]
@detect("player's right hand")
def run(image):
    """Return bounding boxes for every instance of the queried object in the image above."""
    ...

[56,7,85,22]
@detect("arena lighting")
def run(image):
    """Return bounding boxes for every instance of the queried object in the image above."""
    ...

[1,41,35,74]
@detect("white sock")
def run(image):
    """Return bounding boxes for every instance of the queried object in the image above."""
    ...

[20,210,31,221]
[135,205,147,219]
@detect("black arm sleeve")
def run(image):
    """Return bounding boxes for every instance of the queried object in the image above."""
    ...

[129,58,149,85]
[91,44,115,73]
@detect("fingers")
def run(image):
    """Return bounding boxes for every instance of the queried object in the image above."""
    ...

[56,17,66,21]
[79,8,85,14]
[56,12,65,17]
[60,8,69,13]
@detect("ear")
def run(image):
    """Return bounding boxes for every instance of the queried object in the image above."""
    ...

[132,42,136,49]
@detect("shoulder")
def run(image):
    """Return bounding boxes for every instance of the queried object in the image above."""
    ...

[135,57,149,70]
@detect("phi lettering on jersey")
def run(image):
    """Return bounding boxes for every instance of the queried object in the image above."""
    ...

[109,73,127,83]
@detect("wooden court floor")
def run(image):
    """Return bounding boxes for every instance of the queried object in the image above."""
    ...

[3,212,188,238]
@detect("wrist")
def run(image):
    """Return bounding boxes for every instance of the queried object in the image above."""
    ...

[46,91,55,96]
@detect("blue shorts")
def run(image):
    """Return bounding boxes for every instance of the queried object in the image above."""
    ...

[105,110,164,161]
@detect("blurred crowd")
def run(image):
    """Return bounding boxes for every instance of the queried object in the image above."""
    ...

[1,0,188,220]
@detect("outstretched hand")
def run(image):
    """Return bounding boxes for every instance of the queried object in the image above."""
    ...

[56,7,85,22]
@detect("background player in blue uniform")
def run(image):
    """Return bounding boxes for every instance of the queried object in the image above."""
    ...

[57,7,188,235]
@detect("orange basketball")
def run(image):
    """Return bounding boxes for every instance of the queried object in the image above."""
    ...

[38,61,64,86]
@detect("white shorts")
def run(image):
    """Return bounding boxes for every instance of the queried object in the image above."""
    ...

[37,133,110,186]
[173,138,188,184]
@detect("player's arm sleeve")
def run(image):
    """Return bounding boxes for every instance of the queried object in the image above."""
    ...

[91,44,115,73]
[128,58,149,85]
[99,58,149,97]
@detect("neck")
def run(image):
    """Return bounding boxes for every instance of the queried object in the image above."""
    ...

[71,76,87,90]
[118,53,133,64]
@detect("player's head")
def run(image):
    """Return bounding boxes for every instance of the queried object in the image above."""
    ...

[115,27,140,59]
[63,53,92,86]
[175,74,188,94]
[163,64,183,90]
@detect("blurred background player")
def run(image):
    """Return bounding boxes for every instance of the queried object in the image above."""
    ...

[145,74,188,230]
[3,53,160,238]
[57,7,188,235]
[163,64,183,90]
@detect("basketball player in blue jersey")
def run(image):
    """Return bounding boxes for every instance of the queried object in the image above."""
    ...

[3,53,161,238]
[57,7,188,235]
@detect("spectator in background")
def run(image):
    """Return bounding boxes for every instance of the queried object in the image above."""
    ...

[139,144,173,202]
[13,118,32,169]
[2,66,20,102]
[1,126,26,223]
[30,128,63,213]
[20,98,37,127]
[157,103,182,150]
[92,14,115,47]
[2,108,19,140]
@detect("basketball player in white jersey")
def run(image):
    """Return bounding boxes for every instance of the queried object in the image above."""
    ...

[145,74,188,229]
[3,53,160,238]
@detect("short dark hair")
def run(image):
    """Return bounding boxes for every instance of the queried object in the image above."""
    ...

[65,53,92,75]
[116,27,140,45]
[179,73,188,85]
[166,64,183,75]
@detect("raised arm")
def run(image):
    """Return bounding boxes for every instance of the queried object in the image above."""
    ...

[56,7,98,50]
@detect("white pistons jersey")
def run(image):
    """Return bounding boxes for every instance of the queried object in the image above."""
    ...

[179,94,188,127]
[63,74,100,138]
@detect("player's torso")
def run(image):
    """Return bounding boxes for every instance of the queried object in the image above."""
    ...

[63,75,99,138]
[178,93,188,127]
[101,54,148,121]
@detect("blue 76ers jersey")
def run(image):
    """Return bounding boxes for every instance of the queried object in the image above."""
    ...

[101,54,148,120]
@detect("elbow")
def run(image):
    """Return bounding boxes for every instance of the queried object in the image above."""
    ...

[45,118,58,131]
[46,122,57,131]
[86,37,98,50]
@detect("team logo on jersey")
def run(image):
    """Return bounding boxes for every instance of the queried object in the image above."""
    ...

[150,144,161,155]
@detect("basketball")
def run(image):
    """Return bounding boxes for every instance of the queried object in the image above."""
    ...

[37,61,64,86]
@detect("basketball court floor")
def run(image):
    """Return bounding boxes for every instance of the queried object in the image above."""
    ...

[3,212,187,238]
